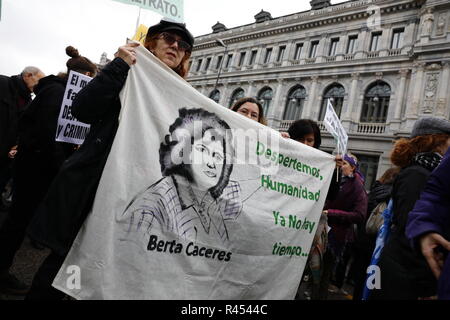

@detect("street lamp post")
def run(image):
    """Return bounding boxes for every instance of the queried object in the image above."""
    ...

[214,39,228,90]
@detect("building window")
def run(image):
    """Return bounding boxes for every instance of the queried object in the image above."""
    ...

[209,89,220,104]
[391,28,405,49]
[294,43,303,60]
[215,55,223,69]
[347,35,358,54]
[329,38,339,56]
[354,154,379,191]
[277,46,286,62]
[258,87,273,116]
[238,52,246,67]
[264,48,272,64]
[196,59,203,72]
[204,57,211,71]
[309,41,319,58]
[360,81,391,123]
[225,54,233,68]
[283,86,307,120]
[319,84,345,121]
[249,50,257,65]
[370,32,382,52]
[229,88,245,108]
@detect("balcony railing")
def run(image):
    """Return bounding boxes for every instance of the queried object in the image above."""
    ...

[305,58,316,64]
[279,120,293,131]
[280,121,387,135]
[317,121,326,132]
[388,48,402,56]
[366,51,380,59]
[344,53,355,61]
[357,122,386,134]
[279,120,327,132]
[325,56,336,62]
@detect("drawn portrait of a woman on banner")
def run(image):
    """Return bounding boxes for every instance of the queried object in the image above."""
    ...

[122,108,242,248]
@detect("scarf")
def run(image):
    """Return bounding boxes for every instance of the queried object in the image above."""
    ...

[411,152,443,171]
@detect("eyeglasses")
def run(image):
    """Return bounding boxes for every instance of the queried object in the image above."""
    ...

[158,32,192,52]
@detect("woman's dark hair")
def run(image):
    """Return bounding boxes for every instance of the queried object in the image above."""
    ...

[231,97,267,125]
[287,119,322,149]
[378,167,401,185]
[65,46,97,76]
[159,108,233,199]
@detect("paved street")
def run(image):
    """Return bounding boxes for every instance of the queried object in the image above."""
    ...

[0,207,50,300]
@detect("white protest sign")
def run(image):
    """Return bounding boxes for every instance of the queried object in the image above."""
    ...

[52,47,335,300]
[323,99,348,154]
[112,0,184,23]
[55,71,92,145]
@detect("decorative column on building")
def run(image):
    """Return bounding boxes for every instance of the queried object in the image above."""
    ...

[247,81,256,99]
[422,63,441,114]
[355,27,369,60]
[379,24,391,57]
[436,61,450,117]
[219,81,229,107]
[407,63,426,120]
[394,69,409,120]
[304,76,319,119]
[267,79,285,128]
[343,73,360,128]
[254,45,265,69]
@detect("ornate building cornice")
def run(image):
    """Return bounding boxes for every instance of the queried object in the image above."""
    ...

[193,0,425,51]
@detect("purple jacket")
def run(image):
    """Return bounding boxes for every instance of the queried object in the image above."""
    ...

[406,149,450,300]
[325,175,368,244]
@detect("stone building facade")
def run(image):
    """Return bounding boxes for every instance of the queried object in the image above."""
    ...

[187,0,450,189]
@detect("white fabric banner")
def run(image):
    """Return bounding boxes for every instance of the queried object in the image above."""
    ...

[55,71,91,145]
[52,46,335,300]
[323,99,348,154]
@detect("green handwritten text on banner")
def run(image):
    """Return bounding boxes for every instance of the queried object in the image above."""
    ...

[112,0,184,22]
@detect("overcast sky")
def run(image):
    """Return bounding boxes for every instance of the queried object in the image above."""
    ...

[0,0,345,76]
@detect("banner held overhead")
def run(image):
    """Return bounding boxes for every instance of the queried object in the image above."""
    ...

[112,0,184,23]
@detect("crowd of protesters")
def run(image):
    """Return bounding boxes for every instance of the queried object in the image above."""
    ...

[1,19,450,300]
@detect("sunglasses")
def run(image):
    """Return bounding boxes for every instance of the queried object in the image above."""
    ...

[158,32,192,52]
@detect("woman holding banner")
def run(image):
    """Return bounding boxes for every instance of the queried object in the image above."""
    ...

[318,154,368,299]
[287,119,344,300]
[0,46,97,296]
[371,117,450,300]
[24,19,195,300]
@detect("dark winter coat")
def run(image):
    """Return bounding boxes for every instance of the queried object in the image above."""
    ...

[373,162,438,299]
[17,75,74,168]
[407,149,450,300]
[7,75,75,236]
[27,58,130,256]
[0,74,31,165]
[324,174,368,246]
[367,181,392,214]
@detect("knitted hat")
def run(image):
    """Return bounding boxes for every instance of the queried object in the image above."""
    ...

[66,46,97,75]
[411,117,450,138]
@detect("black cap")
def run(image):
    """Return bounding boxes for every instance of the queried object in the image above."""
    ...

[146,19,194,48]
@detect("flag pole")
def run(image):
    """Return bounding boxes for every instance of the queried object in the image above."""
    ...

[135,7,142,33]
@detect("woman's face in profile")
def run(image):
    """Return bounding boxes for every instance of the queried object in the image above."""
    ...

[190,130,225,191]
[341,160,355,177]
